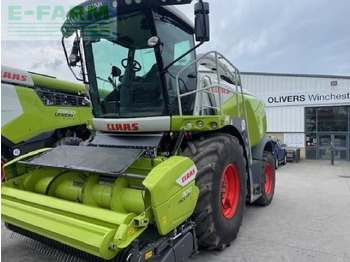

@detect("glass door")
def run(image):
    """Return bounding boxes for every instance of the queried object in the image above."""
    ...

[318,134,348,161]
[333,134,347,161]
[318,134,332,160]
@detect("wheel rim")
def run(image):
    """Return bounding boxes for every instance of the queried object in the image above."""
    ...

[264,163,273,195]
[220,164,240,219]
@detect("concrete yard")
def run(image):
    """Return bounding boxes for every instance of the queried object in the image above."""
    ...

[2,160,350,262]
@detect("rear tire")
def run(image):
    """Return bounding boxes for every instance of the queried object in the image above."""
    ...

[182,133,247,250]
[255,151,275,206]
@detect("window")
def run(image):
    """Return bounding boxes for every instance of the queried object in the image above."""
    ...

[317,106,348,132]
[83,11,164,118]
[174,40,192,66]
[305,107,316,132]
[134,48,157,77]
[154,11,197,115]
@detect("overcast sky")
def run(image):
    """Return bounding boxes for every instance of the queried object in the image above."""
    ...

[1,0,350,82]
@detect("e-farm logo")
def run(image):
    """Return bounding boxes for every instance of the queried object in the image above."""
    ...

[3,1,109,40]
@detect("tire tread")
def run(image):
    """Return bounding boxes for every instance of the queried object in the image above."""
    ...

[182,133,247,249]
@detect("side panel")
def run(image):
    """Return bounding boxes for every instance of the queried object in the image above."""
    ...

[1,84,23,127]
[222,94,267,147]
[143,156,199,235]
[30,74,86,94]
[1,85,91,144]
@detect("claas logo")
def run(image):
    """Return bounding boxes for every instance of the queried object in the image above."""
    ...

[182,168,196,183]
[176,166,197,187]
[106,123,139,131]
[1,71,27,82]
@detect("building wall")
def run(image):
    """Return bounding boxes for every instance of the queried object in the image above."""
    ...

[241,73,350,160]
[266,106,304,132]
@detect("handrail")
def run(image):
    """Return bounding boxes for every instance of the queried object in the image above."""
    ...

[175,51,244,118]
[175,51,252,164]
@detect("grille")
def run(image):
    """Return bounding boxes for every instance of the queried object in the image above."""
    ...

[36,88,88,107]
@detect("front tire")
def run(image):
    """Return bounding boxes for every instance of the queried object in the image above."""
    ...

[182,133,247,250]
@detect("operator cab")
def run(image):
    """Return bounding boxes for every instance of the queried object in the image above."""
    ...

[62,1,209,119]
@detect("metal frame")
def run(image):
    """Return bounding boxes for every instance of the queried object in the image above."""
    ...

[174,51,253,162]
[175,51,245,117]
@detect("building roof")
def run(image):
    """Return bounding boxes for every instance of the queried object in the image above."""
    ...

[241,71,350,80]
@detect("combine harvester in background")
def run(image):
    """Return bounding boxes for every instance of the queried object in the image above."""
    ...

[2,0,276,261]
[1,66,92,163]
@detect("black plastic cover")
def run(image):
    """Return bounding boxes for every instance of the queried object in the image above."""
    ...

[150,232,194,262]
[25,145,144,176]
[91,133,162,148]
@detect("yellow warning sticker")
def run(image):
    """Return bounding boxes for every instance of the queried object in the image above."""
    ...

[128,227,136,236]
[162,216,168,226]
[145,251,153,260]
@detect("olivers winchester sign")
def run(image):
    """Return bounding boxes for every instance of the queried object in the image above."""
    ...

[261,90,350,107]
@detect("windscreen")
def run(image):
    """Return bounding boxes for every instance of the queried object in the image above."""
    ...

[83,11,164,118]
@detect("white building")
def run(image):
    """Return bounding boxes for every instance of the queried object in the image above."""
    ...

[241,72,350,161]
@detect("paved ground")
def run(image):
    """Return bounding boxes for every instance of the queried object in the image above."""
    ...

[2,160,350,262]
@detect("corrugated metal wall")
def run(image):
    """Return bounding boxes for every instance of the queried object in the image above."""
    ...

[240,73,350,132]
[265,106,304,132]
